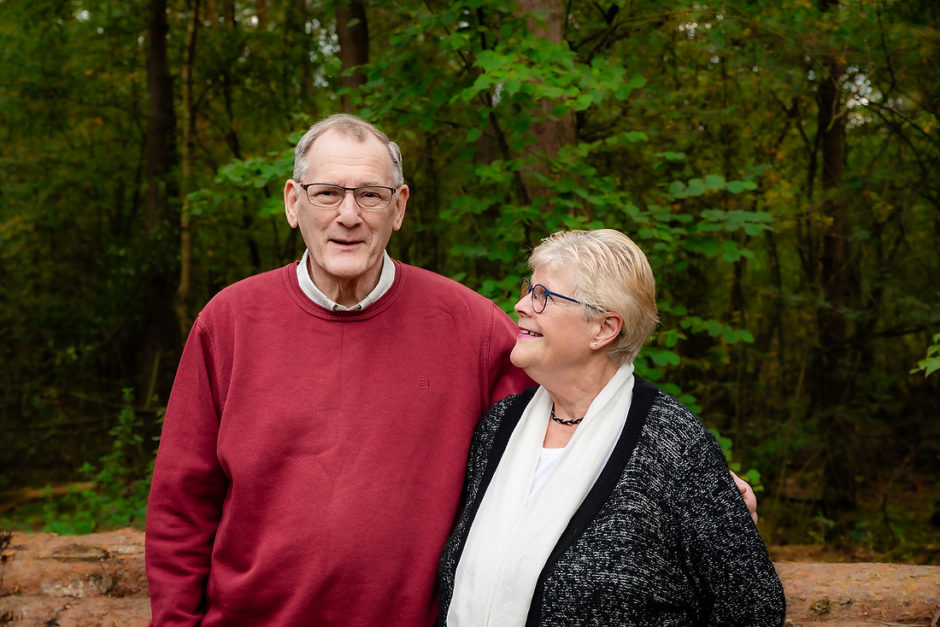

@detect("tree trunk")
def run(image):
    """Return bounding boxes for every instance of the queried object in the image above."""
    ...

[815,0,855,519]
[513,0,576,209]
[176,0,201,336]
[141,0,181,406]
[144,0,177,233]
[336,0,368,108]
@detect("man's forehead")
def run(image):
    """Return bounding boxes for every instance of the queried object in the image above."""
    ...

[306,129,391,166]
[309,127,382,150]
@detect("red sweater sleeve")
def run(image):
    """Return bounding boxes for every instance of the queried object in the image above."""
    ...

[145,319,229,626]
[486,303,534,405]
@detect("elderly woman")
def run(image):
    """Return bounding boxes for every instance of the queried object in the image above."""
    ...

[437,230,785,626]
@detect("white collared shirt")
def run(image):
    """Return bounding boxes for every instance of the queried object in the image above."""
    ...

[296,250,396,311]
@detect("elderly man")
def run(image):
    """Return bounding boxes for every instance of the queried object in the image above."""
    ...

[145,114,530,626]
[145,114,756,626]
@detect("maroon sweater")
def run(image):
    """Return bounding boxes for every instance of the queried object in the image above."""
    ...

[145,261,530,626]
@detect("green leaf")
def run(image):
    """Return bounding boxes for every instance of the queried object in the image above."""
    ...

[647,347,681,367]
[912,355,940,376]
[627,74,646,89]
[658,151,687,162]
[720,240,745,262]
[704,174,726,190]
[685,178,707,196]
[466,127,482,143]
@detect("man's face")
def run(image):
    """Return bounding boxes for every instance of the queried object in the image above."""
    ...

[284,129,408,300]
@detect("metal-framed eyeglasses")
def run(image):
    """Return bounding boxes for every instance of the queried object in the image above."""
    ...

[519,278,605,314]
[298,182,399,211]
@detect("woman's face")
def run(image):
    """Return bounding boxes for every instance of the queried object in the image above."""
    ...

[510,266,599,383]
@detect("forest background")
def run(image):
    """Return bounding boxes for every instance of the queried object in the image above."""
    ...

[1,0,938,562]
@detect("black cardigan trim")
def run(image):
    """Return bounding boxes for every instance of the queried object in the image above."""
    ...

[441,376,657,627]
[525,375,657,626]
[456,386,537,546]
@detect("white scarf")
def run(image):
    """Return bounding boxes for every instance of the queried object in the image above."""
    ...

[448,363,635,626]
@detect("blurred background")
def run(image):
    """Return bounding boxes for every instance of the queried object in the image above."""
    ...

[1,0,937,562]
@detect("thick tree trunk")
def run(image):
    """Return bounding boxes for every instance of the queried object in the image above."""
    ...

[514,0,576,208]
[140,0,181,406]
[336,0,368,108]
[144,0,177,233]
[814,0,855,519]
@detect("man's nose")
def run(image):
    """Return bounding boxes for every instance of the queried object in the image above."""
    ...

[336,191,361,225]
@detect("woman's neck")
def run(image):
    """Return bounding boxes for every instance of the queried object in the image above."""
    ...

[539,357,620,448]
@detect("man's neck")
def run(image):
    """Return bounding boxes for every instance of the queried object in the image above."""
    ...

[296,251,395,311]
[309,259,380,308]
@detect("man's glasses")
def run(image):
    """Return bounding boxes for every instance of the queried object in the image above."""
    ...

[299,183,399,211]
[519,278,605,314]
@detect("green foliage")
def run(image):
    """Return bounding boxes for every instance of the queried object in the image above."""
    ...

[911,333,940,377]
[807,513,836,545]
[2,390,154,534]
[709,428,764,493]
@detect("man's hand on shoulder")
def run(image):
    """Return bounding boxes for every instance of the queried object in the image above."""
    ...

[731,471,758,524]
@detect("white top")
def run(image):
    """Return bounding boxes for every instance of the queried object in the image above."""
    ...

[528,447,565,502]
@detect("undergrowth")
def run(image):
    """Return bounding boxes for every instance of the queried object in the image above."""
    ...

[1,389,158,534]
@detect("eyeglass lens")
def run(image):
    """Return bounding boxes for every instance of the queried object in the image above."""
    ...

[306,184,393,210]
[520,279,548,313]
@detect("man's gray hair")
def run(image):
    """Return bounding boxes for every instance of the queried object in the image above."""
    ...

[292,114,404,186]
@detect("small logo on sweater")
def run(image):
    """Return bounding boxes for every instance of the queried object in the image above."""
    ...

[418,378,430,389]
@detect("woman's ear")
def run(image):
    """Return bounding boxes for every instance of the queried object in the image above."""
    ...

[593,312,623,350]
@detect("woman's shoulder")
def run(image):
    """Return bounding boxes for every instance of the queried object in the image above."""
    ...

[484,387,538,422]
[471,388,538,451]
[638,381,708,436]
[630,379,719,469]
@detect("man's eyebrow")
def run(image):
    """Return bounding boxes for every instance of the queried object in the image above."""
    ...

[310,181,385,187]
[322,181,390,187]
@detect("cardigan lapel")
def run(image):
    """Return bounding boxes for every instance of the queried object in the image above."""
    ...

[525,375,658,626]
[451,387,538,568]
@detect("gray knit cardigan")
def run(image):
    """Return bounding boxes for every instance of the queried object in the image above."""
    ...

[437,377,786,626]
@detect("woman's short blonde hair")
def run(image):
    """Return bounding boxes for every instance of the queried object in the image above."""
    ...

[529,229,659,364]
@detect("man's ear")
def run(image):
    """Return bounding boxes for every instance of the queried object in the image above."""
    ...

[284,180,300,228]
[392,184,409,231]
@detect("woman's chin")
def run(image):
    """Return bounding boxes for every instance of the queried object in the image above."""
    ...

[509,346,530,370]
